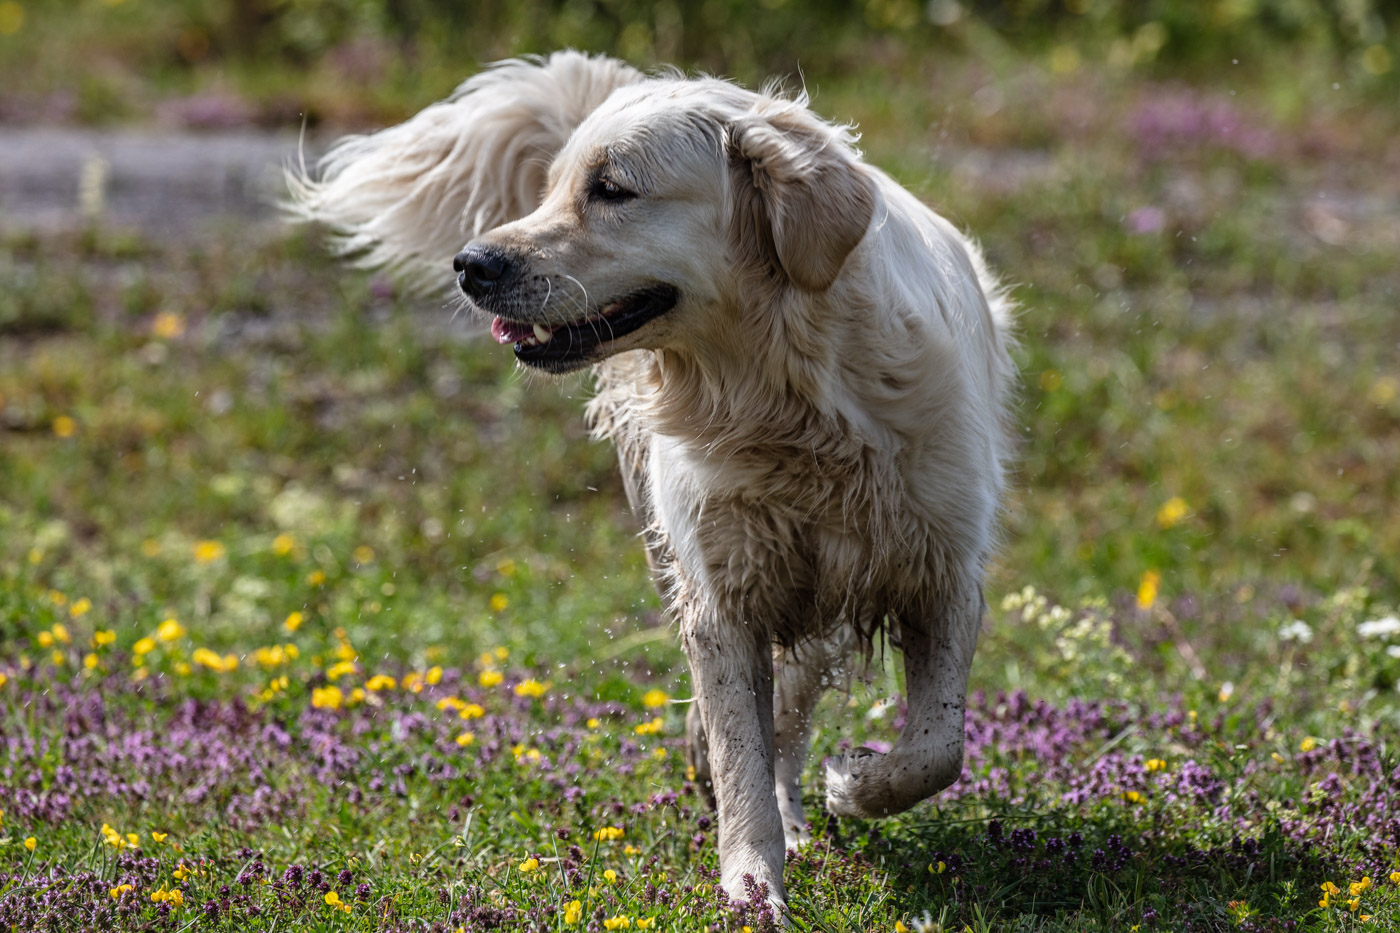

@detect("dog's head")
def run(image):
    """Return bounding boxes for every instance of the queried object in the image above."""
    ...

[455,81,877,373]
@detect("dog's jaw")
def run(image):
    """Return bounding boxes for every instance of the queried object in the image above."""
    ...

[489,284,680,373]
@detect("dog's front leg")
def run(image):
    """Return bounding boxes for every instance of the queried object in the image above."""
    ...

[682,617,787,911]
[825,581,982,818]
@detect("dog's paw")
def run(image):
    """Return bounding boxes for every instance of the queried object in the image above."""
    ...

[823,747,885,818]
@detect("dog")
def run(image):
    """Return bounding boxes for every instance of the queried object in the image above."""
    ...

[288,51,1015,913]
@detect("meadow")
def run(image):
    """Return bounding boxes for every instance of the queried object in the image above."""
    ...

[1,2,1399,929]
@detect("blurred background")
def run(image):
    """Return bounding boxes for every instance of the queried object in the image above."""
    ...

[0,0,1396,646]
[0,0,1394,126]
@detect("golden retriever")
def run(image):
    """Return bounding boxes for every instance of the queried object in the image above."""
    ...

[288,51,1015,914]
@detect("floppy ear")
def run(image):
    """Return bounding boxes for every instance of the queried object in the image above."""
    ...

[726,105,876,292]
[285,51,641,292]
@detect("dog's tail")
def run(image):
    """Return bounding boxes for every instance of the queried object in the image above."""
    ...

[285,51,643,292]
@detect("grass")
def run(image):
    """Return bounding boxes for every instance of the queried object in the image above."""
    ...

[2,30,1400,933]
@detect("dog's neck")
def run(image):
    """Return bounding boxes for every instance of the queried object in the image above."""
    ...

[589,290,884,472]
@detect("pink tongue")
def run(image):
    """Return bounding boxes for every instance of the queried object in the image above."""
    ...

[491,317,535,345]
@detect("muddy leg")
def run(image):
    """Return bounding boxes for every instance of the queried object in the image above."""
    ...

[825,584,982,818]
[683,620,787,910]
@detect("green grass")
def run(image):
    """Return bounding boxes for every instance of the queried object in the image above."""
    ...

[2,37,1400,933]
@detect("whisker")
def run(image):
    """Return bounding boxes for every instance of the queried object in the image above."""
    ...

[561,274,591,314]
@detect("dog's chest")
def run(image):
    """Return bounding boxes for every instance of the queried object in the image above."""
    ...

[646,427,907,636]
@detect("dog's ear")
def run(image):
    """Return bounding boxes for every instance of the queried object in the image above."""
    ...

[726,106,876,292]
[285,52,641,292]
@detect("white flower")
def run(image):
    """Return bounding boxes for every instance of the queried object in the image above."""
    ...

[1278,620,1313,644]
[1386,645,1400,659]
[1358,615,1400,639]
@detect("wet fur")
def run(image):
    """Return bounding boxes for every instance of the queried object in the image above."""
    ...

[288,51,1016,916]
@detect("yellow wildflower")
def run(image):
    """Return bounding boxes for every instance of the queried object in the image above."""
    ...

[456,732,475,746]
[1145,758,1167,772]
[636,920,655,930]
[52,415,76,438]
[641,689,669,708]
[1123,790,1144,804]
[587,718,600,729]
[151,832,167,843]
[437,696,466,712]
[518,857,540,873]
[594,827,625,842]
[426,665,443,685]
[157,618,186,642]
[1351,877,1372,896]
[271,533,296,555]
[480,669,504,688]
[324,891,350,912]
[353,545,375,564]
[307,570,326,586]
[634,717,665,735]
[1322,881,1341,895]
[173,863,190,880]
[1347,897,1361,911]
[94,629,116,647]
[283,611,303,632]
[326,660,357,681]
[133,637,156,657]
[490,593,509,612]
[651,747,667,760]
[603,869,618,883]
[896,923,910,933]
[563,900,583,925]
[603,917,631,931]
[459,703,485,720]
[151,311,185,339]
[1156,496,1189,529]
[366,674,397,691]
[84,653,99,670]
[312,686,343,710]
[514,678,548,698]
[68,598,91,619]
[1391,870,1400,884]
[1136,570,1161,610]
[37,632,54,648]
[1300,737,1317,752]
[24,837,36,852]
[110,884,133,898]
[192,647,238,673]
[192,540,224,563]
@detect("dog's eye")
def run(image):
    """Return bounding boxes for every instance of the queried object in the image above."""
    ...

[591,177,636,203]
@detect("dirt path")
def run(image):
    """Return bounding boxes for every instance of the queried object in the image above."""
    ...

[0,127,313,236]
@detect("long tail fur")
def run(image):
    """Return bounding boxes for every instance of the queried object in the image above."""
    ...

[285,51,643,291]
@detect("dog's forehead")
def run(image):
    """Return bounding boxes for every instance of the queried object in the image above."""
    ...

[549,81,737,187]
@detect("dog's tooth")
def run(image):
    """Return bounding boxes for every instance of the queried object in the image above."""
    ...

[533,323,552,344]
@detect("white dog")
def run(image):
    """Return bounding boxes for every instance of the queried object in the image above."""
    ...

[289,51,1014,913]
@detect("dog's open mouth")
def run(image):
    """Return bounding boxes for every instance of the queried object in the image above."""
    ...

[490,284,679,371]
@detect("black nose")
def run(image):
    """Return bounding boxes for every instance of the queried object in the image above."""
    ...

[453,245,513,299]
